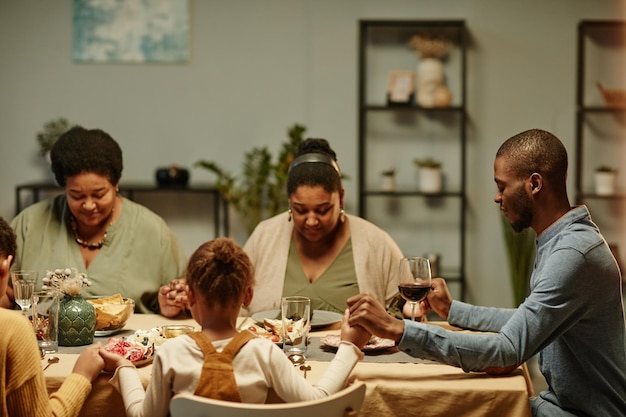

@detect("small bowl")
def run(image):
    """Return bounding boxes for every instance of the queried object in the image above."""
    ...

[155,166,190,187]
[86,296,135,336]
[160,324,196,339]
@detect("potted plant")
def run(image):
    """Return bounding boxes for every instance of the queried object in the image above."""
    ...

[381,168,396,191]
[36,117,73,158]
[414,158,442,193]
[500,214,536,306]
[594,165,618,196]
[194,124,306,235]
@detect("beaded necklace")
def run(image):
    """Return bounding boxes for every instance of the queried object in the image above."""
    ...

[70,209,114,250]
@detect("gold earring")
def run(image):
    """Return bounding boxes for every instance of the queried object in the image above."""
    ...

[340,208,346,223]
[288,208,292,222]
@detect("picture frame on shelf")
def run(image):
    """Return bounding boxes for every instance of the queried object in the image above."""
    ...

[387,70,415,106]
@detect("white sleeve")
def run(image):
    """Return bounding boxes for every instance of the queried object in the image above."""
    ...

[268,341,362,402]
[108,353,173,417]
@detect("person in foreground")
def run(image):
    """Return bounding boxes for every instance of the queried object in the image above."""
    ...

[99,237,370,417]
[347,129,626,417]
[0,216,104,416]
[3,126,188,316]
[243,138,404,315]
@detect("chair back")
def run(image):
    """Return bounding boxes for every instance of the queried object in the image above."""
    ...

[169,381,367,417]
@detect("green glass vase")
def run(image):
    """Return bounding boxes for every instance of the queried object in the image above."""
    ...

[58,294,96,346]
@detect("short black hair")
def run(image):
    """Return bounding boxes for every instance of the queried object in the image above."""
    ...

[50,126,124,187]
[287,138,341,195]
[0,217,17,265]
[496,128,568,187]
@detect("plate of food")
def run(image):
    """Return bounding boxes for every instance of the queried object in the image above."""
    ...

[320,334,396,352]
[246,316,307,345]
[251,309,343,329]
[104,337,156,367]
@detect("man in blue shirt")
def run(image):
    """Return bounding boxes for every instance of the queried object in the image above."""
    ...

[348,129,626,416]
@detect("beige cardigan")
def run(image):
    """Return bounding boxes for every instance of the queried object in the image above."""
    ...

[242,212,403,315]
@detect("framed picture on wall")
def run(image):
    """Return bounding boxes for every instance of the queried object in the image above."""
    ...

[72,0,190,63]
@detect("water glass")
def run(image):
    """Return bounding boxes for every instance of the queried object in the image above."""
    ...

[11,270,38,317]
[281,296,310,361]
[32,290,59,354]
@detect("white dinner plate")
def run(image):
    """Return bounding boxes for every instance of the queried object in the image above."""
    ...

[251,309,343,329]
[94,328,123,337]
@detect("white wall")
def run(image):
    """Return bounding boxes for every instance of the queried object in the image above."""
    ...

[1,0,624,308]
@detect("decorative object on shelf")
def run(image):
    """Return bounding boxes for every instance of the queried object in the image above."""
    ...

[387,71,415,105]
[195,124,306,234]
[407,33,452,108]
[36,117,74,158]
[155,165,190,187]
[381,168,397,191]
[594,166,618,196]
[414,158,442,193]
[43,268,96,346]
[596,82,626,108]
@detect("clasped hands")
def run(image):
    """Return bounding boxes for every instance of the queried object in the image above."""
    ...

[346,278,519,375]
[158,278,189,318]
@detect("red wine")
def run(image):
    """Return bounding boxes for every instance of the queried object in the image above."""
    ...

[398,283,430,302]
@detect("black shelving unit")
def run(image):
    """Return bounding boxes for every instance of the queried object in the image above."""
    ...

[575,20,626,270]
[357,20,467,300]
[15,181,229,237]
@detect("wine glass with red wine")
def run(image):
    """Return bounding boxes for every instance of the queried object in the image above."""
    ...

[397,257,432,321]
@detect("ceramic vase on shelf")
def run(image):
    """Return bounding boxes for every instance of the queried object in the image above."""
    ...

[419,166,442,193]
[58,294,96,346]
[594,169,617,196]
[415,58,452,108]
[381,171,396,191]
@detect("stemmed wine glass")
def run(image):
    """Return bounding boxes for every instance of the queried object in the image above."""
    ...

[397,257,432,321]
[11,271,39,318]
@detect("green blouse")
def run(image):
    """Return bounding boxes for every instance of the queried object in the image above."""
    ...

[282,238,359,313]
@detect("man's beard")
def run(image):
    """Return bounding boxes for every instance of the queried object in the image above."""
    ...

[509,186,533,233]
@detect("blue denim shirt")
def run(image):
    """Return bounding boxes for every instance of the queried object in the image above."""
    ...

[398,206,626,417]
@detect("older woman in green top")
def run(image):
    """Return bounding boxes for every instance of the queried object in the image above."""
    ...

[243,138,404,315]
[2,126,187,316]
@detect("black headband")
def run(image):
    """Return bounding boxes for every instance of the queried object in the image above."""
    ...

[287,152,341,175]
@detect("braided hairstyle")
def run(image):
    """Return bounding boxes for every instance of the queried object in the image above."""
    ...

[287,138,342,195]
[50,126,124,187]
[185,238,254,308]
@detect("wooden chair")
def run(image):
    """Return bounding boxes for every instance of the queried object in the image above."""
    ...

[169,381,367,417]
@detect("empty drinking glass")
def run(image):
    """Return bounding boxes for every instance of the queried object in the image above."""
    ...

[11,271,39,318]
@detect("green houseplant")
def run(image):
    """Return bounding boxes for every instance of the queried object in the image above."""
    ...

[195,124,306,235]
[36,117,73,157]
[500,214,536,306]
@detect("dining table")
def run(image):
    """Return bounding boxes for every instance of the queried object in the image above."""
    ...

[43,313,533,417]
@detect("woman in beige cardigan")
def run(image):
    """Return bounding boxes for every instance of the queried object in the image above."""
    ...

[243,138,404,316]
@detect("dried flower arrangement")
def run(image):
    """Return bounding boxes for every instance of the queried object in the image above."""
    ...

[43,268,92,296]
[407,33,451,59]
